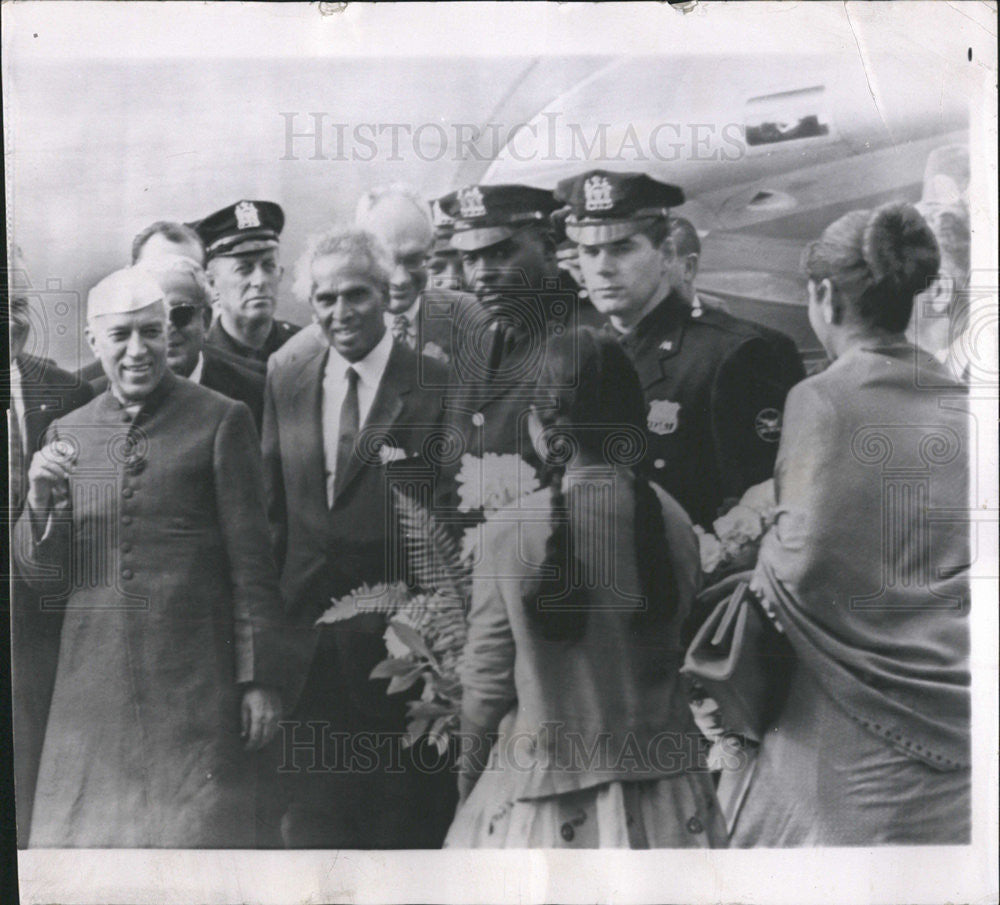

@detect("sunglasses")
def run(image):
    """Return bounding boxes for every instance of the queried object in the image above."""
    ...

[168,304,204,329]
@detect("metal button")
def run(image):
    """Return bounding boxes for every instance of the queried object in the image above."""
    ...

[471,412,485,427]
[121,569,134,580]
[121,515,133,526]
[560,823,575,842]
[122,488,134,498]
[654,458,665,469]
[686,816,704,834]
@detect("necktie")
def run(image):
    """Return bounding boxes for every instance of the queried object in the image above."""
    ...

[392,313,414,349]
[333,366,360,501]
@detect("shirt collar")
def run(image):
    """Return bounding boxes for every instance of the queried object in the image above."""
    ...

[188,352,205,384]
[385,295,421,327]
[325,326,394,389]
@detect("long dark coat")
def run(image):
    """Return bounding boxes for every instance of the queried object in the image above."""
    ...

[13,371,286,847]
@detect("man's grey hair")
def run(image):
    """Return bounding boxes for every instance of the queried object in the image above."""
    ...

[354,183,433,229]
[292,228,393,303]
[138,254,213,307]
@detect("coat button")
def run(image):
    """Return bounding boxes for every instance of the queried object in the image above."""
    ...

[686,816,704,834]
[471,412,485,427]
[121,515,133,525]
[121,569,133,580]
[560,823,575,842]
[654,458,665,469]
[122,488,134,498]
[121,542,132,554]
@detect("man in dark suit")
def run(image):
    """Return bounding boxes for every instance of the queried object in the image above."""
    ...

[7,283,93,846]
[84,256,266,430]
[268,185,483,374]
[555,170,803,529]
[192,200,301,370]
[13,266,285,846]
[262,227,455,848]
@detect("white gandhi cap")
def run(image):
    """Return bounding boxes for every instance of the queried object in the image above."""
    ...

[87,266,165,321]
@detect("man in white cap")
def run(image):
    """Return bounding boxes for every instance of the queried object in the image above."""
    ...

[13,266,287,847]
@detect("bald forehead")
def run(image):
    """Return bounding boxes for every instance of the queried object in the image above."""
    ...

[359,194,433,249]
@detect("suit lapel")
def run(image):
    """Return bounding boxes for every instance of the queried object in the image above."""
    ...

[333,342,409,504]
[290,349,330,511]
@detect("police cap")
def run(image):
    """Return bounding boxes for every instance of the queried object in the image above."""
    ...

[554,170,684,245]
[191,200,284,261]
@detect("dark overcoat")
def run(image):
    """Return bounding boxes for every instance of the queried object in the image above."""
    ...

[13,371,286,847]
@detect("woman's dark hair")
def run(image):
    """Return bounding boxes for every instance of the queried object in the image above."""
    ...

[802,202,941,333]
[523,327,678,642]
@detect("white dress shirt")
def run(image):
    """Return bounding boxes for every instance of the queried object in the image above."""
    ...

[188,353,205,384]
[322,327,394,506]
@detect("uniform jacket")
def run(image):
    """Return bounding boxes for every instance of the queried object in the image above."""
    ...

[206,316,300,370]
[13,371,286,847]
[262,338,451,713]
[267,287,483,373]
[617,291,803,528]
[84,346,266,431]
[8,354,93,846]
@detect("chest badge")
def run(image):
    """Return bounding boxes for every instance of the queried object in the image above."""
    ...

[648,399,681,435]
[754,407,782,442]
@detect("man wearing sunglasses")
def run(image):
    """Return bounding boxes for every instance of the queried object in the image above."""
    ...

[86,256,266,430]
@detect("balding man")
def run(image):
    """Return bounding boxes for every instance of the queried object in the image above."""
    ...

[14,267,286,847]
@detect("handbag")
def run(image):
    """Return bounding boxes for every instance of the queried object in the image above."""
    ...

[681,578,794,744]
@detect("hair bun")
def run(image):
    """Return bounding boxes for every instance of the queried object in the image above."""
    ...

[862,202,940,296]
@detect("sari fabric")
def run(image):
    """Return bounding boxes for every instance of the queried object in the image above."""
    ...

[733,342,971,846]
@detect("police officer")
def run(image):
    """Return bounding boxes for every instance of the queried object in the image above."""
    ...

[193,200,300,369]
[426,199,465,291]
[437,183,604,462]
[668,215,806,391]
[555,170,801,529]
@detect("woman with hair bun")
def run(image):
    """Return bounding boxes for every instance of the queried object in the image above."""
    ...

[445,327,725,848]
[729,203,971,846]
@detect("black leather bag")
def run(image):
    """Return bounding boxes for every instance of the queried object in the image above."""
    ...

[681,578,794,743]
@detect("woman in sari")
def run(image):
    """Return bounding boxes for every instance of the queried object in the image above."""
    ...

[730,202,971,846]
[445,328,725,848]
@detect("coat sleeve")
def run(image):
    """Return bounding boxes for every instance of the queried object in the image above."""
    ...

[12,423,73,599]
[212,401,287,690]
[710,336,798,503]
[459,530,517,734]
[259,373,287,571]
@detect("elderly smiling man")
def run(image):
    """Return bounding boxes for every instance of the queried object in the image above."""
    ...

[262,227,455,849]
[13,266,286,848]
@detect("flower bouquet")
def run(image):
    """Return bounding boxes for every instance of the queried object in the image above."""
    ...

[316,453,541,754]
[693,479,777,585]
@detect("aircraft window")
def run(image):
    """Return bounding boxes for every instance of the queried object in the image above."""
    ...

[745,86,831,147]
